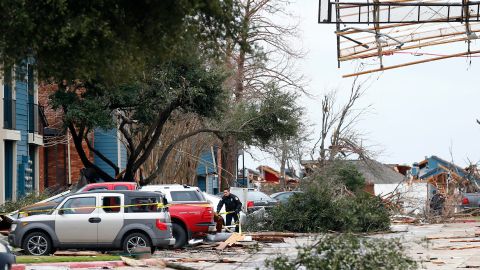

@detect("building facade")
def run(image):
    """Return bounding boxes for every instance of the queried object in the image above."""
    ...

[93,128,127,179]
[0,62,43,204]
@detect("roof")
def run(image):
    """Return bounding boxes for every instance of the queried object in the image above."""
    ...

[84,182,137,186]
[258,165,280,177]
[74,190,162,197]
[416,155,480,182]
[347,160,405,184]
[301,159,406,184]
[141,184,200,191]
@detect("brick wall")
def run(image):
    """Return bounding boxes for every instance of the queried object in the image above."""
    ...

[38,84,93,190]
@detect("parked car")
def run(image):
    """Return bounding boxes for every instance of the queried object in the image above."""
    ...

[8,190,175,255]
[140,185,215,248]
[242,189,278,213]
[9,183,138,220]
[271,191,303,204]
[203,192,247,229]
[0,239,15,270]
[460,192,480,209]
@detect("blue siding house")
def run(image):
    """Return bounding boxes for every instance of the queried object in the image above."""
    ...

[196,146,219,194]
[411,155,480,195]
[93,128,127,179]
[1,62,43,204]
[412,155,478,181]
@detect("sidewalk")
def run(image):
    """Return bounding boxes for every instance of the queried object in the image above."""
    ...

[12,261,126,270]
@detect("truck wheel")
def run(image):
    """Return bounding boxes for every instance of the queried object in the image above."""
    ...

[22,231,52,256]
[172,223,187,248]
[122,232,152,255]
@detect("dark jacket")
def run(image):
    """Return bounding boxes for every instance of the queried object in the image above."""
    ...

[217,194,242,213]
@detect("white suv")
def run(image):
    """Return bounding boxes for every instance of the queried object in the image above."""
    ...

[140,185,216,248]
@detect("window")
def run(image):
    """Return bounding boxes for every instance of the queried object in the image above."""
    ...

[61,197,96,214]
[86,187,108,192]
[275,193,293,202]
[102,196,121,213]
[114,185,129,191]
[128,197,159,213]
[248,191,272,201]
[170,191,204,202]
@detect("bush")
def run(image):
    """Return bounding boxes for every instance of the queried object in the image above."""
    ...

[304,162,366,194]
[244,162,390,233]
[334,192,391,232]
[265,234,417,270]
[0,191,52,213]
[265,187,338,232]
[264,187,390,233]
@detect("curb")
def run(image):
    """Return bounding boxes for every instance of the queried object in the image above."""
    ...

[12,261,126,270]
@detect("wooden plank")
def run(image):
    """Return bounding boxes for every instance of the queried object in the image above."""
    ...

[247,232,297,237]
[450,239,480,242]
[450,245,480,250]
[340,27,480,60]
[426,233,477,240]
[216,233,244,250]
[54,251,101,256]
[342,50,480,77]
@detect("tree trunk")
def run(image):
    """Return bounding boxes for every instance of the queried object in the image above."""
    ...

[123,168,136,183]
[279,148,287,189]
[222,136,237,189]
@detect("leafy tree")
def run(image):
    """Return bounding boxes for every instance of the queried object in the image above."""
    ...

[50,53,226,183]
[265,234,417,270]
[0,0,240,84]
[1,0,304,184]
[50,53,301,184]
[244,163,389,233]
[219,0,306,185]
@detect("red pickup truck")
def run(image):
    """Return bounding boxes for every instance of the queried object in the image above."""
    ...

[77,182,138,192]
[140,185,215,248]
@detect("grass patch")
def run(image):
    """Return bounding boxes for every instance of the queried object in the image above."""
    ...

[16,255,121,264]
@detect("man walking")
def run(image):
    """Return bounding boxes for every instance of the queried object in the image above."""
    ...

[217,188,242,232]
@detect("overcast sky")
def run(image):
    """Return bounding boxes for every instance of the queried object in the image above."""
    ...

[243,0,480,171]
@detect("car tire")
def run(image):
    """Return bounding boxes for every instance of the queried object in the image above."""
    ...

[172,223,187,249]
[22,231,52,256]
[122,232,152,255]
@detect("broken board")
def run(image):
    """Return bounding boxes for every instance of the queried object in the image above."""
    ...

[216,233,244,250]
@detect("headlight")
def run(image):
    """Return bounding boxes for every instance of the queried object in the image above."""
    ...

[10,224,17,232]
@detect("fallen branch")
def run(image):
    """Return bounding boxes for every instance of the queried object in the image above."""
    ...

[251,235,285,243]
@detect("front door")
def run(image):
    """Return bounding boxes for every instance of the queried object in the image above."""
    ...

[55,195,98,244]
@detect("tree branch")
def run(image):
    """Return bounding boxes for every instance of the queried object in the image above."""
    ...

[84,133,120,176]
[141,128,238,185]
[68,123,115,182]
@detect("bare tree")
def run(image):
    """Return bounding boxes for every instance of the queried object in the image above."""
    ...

[222,0,306,186]
[138,114,219,185]
[313,77,374,164]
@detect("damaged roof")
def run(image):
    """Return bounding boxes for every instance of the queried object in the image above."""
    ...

[301,159,406,184]
[347,159,406,184]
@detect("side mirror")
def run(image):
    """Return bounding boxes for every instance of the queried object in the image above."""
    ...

[58,209,65,215]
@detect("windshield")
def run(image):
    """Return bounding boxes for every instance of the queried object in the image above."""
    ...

[53,195,67,203]
[170,191,206,202]
[248,191,272,201]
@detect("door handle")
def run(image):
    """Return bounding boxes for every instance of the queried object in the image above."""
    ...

[88,217,101,223]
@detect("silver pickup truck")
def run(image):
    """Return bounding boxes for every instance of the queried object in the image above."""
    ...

[460,193,480,209]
